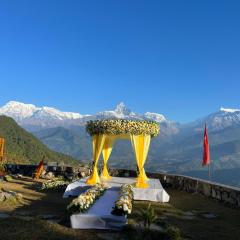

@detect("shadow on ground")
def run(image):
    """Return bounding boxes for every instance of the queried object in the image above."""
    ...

[0,176,240,240]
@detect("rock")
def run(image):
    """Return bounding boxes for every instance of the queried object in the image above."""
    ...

[80,171,85,178]
[215,190,222,200]
[45,172,55,179]
[0,189,23,202]
[201,183,211,196]
[211,189,216,198]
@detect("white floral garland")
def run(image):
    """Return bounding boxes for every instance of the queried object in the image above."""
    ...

[67,183,109,214]
[41,179,69,191]
[86,119,160,137]
[112,184,134,216]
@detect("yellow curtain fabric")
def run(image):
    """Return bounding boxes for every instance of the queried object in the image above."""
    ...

[101,135,114,180]
[86,134,106,185]
[131,134,151,188]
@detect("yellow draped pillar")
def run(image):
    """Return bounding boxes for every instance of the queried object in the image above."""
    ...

[101,135,114,180]
[86,134,106,185]
[131,134,151,188]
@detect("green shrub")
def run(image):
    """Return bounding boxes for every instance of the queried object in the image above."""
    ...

[140,204,157,228]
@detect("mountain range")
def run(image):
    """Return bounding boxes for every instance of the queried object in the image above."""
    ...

[0,101,240,187]
[0,101,167,129]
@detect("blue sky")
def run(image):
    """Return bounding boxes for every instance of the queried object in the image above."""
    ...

[0,0,240,123]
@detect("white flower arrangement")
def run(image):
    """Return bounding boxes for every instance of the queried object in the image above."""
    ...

[41,179,69,191]
[112,184,134,216]
[67,183,109,214]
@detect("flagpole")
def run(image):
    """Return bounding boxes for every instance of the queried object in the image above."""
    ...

[208,162,211,181]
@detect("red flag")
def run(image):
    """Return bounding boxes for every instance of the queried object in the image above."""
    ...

[202,124,210,166]
[34,157,44,180]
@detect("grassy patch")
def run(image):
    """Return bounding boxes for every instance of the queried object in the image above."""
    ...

[0,177,240,240]
[131,189,240,240]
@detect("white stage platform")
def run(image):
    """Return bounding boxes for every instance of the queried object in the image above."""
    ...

[70,188,126,229]
[64,177,170,203]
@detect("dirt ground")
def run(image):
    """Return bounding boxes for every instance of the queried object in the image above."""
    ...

[0,176,240,240]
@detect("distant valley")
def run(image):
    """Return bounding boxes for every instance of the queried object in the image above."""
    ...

[1,101,240,187]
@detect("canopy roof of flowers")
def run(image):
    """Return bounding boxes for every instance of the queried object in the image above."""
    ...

[86,119,160,137]
[85,119,160,188]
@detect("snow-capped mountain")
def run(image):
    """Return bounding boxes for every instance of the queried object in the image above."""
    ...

[0,101,169,130]
[31,106,83,121]
[96,102,140,120]
[144,112,166,123]
[0,101,40,121]
[0,101,87,129]
[0,101,84,121]
[1,101,240,134]
[96,102,168,123]
[184,107,240,133]
[220,107,240,113]
[206,108,240,130]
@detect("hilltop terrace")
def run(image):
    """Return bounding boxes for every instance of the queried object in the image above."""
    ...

[0,165,239,240]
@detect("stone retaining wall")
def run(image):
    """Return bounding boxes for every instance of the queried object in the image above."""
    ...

[4,164,240,207]
[111,168,240,208]
[5,164,88,178]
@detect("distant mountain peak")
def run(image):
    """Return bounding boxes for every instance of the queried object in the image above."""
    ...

[4,100,38,109]
[0,101,39,120]
[144,112,166,123]
[0,101,84,123]
[114,102,132,115]
[220,107,240,113]
[96,102,168,123]
[0,100,170,129]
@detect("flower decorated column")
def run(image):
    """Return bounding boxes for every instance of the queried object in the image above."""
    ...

[86,134,106,185]
[131,134,151,188]
[101,135,114,180]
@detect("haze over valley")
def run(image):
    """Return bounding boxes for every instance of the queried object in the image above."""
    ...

[1,100,240,187]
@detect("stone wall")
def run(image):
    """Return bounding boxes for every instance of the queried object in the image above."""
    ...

[111,168,240,208]
[5,164,89,178]
[4,164,240,207]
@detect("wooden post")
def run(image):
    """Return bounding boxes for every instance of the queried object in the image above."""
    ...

[0,138,5,161]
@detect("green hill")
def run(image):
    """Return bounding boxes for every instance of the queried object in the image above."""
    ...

[0,116,80,165]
